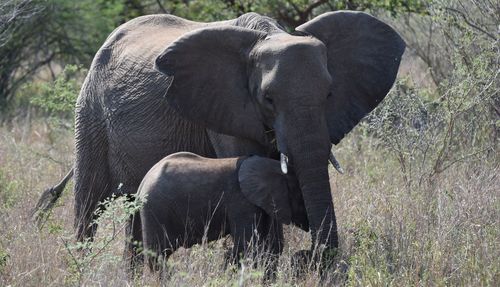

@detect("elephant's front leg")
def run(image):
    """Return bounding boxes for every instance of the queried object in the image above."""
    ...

[230,215,264,266]
[262,218,284,280]
[265,218,284,255]
[230,225,255,265]
[124,212,144,278]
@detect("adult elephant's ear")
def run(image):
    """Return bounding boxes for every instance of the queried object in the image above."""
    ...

[155,26,267,144]
[296,11,405,144]
[238,156,292,224]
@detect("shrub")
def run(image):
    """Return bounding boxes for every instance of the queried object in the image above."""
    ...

[367,0,498,188]
[63,192,144,285]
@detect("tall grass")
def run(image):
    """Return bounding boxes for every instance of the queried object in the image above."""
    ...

[0,113,497,286]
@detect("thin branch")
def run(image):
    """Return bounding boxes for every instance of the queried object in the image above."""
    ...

[155,0,168,14]
[303,0,328,18]
[437,146,493,173]
[5,52,55,103]
[286,0,302,15]
[445,7,497,40]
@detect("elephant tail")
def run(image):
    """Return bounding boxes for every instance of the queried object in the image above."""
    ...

[32,168,74,227]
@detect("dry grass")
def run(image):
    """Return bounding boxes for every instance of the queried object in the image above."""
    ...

[0,115,498,286]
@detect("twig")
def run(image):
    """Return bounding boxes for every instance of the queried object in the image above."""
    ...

[302,0,328,19]
[445,7,497,41]
[437,146,493,173]
[155,0,168,14]
[29,148,66,166]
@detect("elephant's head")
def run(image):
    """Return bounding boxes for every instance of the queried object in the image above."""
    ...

[238,156,309,231]
[155,11,405,249]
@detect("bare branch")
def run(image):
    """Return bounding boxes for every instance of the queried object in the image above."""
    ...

[155,0,168,14]
[445,7,497,40]
[303,0,328,19]
[0,0,44,48]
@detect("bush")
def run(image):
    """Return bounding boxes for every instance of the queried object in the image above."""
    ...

[28,64,84,120]
[0,168,20,211]
[63,193,144,285]
[0,246,8,274]
[367,0,498,188]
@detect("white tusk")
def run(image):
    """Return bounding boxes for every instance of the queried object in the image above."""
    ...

[329,151,344,174]
[280,153,288,174]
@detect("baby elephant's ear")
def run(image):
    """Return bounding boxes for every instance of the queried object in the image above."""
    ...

[238,156,292,224]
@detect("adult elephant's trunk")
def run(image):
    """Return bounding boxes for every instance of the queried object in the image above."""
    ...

[281,106,338,249]
[294,154,338,248]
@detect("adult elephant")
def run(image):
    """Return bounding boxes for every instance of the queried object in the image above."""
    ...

[35,11,404,259]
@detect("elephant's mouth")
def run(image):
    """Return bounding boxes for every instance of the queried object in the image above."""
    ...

[264,126,280,157]
[264,125,343,174]
[264,127,290,174]
[280,150,343,175]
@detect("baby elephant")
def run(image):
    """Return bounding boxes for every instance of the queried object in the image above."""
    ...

[133,152,308,273]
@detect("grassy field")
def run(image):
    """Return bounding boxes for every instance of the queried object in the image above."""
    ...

[0,114,497,286]
[0,1,498,285]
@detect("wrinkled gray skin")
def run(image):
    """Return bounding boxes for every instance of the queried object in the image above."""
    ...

[134,152,309,273]
[40,11,404,262]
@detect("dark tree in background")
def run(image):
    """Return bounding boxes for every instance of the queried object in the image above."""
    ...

[0,0,124,108]
[0,0,150,108]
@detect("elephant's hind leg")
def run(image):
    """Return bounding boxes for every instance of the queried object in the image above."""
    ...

[73,105,112,242]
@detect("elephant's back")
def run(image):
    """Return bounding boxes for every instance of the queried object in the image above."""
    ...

[141,152,238,192]
[101,14,205,66]
[78,14,209,106]
[137,153,237,202]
